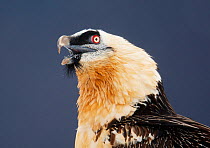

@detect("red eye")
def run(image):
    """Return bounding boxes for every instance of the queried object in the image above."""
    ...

[91,35,100,44]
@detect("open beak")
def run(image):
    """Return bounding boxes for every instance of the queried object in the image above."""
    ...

[57,35,97,65]
[57,35,96,54]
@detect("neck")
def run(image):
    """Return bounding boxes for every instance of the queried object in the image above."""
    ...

[75,47,163,131]
[133,81,175,117]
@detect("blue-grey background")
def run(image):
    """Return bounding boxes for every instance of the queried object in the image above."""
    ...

[1,0,210,147]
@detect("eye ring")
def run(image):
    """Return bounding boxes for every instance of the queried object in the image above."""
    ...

[91,35,100,44]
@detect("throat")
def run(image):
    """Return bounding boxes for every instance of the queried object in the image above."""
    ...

[76,62,136,130]
[75,56,161,130]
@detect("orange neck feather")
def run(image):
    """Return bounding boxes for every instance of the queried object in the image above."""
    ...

[75,47,160,131]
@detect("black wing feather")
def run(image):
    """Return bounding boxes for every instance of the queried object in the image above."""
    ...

[106,82,210,147]
[108,115,210,148]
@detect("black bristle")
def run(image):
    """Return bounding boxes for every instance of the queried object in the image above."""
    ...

[65,54,82,77]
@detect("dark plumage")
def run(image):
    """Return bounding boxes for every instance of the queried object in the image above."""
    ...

[107,82,210,147]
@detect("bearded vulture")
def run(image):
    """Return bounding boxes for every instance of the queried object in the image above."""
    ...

[57,29,210,148]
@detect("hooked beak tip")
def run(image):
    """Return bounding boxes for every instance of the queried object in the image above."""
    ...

[57,45,61,54]
[57,35,70,54]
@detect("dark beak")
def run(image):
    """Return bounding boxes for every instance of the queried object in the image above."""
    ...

[57,35,96,54]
